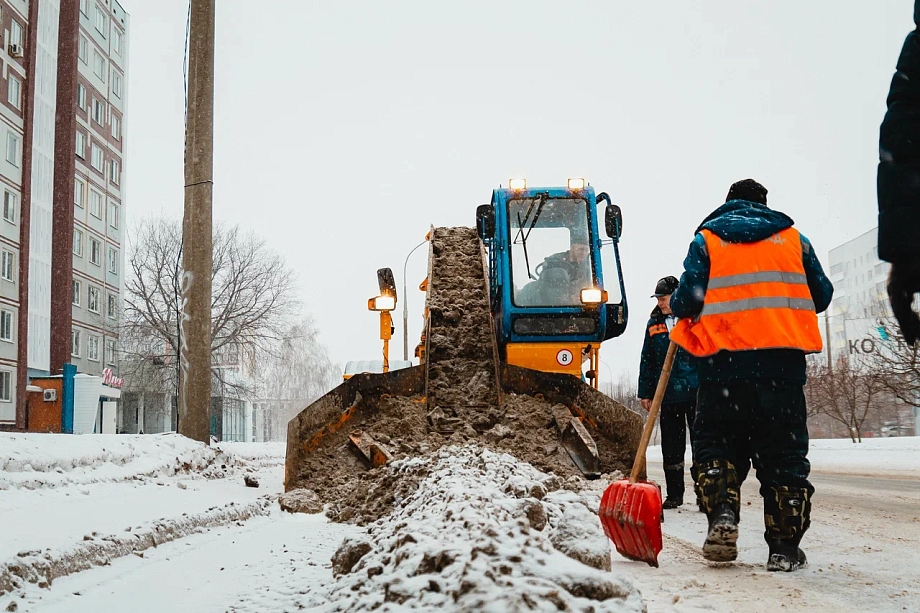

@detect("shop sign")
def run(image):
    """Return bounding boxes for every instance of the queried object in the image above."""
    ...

[103,368,124,389]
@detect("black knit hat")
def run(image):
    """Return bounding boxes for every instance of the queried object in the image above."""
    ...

[726,179,768,205]
[651,276,679,298]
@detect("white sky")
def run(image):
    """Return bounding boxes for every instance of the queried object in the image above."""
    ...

[120,0,913,384]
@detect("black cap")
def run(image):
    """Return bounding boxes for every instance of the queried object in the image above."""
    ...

[652,276,679,298]
[726,179,768,205]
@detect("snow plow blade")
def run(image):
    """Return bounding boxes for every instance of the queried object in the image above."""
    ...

[502,364,644,477]
[284,366,425,489]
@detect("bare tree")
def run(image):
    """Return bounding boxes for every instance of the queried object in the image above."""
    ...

[805,356,886,443]
[252,317,340,440]
[868,318,920,412]
[121,217,300,398]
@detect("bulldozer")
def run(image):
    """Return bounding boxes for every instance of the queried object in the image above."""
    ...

[285,179,644,492]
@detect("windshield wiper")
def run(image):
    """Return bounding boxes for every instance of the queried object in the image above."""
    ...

[512,193,548,280]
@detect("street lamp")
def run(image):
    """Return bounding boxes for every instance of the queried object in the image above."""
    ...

[403,239,428,361]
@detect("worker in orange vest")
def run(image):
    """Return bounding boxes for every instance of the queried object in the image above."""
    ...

[669,179,833,572]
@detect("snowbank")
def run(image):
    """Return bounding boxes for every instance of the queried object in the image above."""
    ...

[308,445,643,613]
[0,433,286,490]
[808,436,920,477]
[0,433,215,490]
[650,436,920,477]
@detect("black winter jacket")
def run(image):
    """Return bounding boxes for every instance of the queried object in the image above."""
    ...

[878,0,920,264]
[637,306,699,403]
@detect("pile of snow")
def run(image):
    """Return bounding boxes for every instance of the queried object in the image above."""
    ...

[308,445,643,612]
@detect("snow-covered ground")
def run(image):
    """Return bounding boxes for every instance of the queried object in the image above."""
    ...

[1,433,918,612]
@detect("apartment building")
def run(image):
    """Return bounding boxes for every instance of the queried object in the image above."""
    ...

[0,0,128,428]
[825,227,891,362]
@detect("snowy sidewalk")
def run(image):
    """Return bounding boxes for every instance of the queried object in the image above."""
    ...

[0,434,286,595]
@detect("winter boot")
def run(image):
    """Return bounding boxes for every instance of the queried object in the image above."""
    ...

[662,464,685,509]
[703,504,739,562]
[763,485,812,572]
[697,460,741,562]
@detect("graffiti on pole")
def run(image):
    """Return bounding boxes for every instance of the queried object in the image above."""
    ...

[179,271,194,414]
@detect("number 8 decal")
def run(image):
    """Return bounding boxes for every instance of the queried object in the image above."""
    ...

[556,349,573,366]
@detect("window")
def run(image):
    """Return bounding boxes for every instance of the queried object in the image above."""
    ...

[10,21,22,47]
[77,83,86,109]
[7,74,20,109]
[112,70,122,98]
[6,133,18,166]
[88,286,100,313]
[109,159,120,185]
[1,250,13,282]
[93,52,106,82]
[113,27,123,56]
[75,131,85,158]
[92,98,104,124]
[88,336,100,361]
[89,190,102,218]
[80,0,88,15]
[91,143,103,172]
[0,310,11,342]
[90,237,101,265]
[107,293,117,319]
[3,191,15,224]
[78,36,87,63]
[71,329,81,357]
[73,228,84,257]
[72,279,81,305]
[0,371,10,402]
[94,5,107,37]
[107,246,118,274]
[111,115,120,140]
[108,202,118,228]
[74,178,85,207]
[105,338,116,365]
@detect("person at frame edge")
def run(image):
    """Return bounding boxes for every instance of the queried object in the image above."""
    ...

[669,179,833,573]
[637,275,700,511]
[878,0,920,347]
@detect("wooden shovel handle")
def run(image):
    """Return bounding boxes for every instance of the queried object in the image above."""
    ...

[630,341,678,484]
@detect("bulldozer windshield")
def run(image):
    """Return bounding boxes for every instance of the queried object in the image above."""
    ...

[508,198,595,307]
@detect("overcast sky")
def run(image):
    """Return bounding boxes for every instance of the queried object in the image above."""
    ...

[120,0,913,384]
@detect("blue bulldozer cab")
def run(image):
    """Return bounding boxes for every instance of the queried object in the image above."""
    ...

[476,183,628,355]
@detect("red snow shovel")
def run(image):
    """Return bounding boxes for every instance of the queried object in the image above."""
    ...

[599,341,677,567]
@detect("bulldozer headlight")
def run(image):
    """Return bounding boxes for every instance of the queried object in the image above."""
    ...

[580,287,607,305]
[368,295,396,312]
[508,178,527,191]
[567,178,586,191]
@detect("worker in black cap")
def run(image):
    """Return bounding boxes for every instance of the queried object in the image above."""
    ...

[637,275,701,510]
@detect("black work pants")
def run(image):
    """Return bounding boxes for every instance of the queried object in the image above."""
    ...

[693,381,814,498]
[660,399,696,471]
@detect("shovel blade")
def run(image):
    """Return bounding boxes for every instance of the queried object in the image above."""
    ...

[599,479,663,567]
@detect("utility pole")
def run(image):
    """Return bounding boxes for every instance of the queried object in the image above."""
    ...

[825,313,833,374]
[179,0,215,443]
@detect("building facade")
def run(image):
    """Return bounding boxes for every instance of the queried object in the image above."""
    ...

[825,227,891,362]
[0,0,127,428]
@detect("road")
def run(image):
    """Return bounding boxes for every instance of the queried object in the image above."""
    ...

[621,462,920,613]
[8,462,919,613]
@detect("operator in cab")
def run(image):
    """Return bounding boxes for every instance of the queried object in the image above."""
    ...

[537,233,593,305]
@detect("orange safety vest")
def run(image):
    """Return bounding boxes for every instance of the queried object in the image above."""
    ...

[670,227,823,358]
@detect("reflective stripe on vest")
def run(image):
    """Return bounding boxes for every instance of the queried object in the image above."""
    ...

[669,227,823,357]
